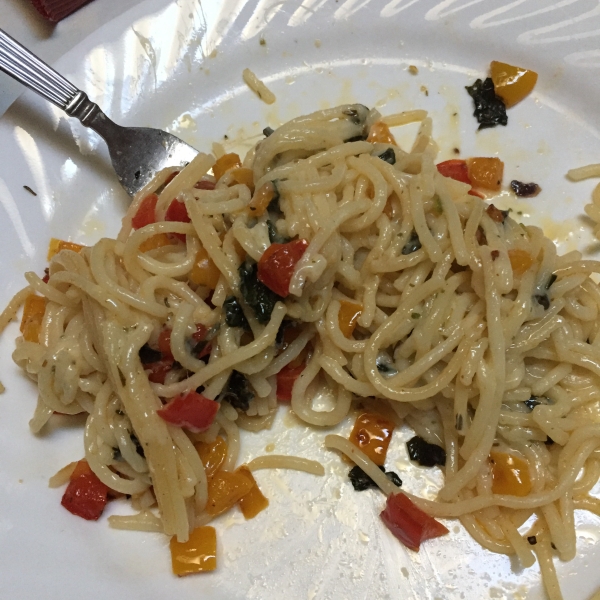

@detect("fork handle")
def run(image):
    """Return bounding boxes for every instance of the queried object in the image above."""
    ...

[0,28,103,126]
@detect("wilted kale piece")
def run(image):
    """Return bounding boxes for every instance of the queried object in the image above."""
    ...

[466,78,508,130]
[401,230,422,255]
[138,344,162,364]
[239,261,282,324]
[220,370,255,412]
[224,296,250,331]
[377,147,396,165]
[348,465,402,491]
[406,436,446,467]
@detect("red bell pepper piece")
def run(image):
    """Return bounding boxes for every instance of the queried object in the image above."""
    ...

[157,391,219,432]
[257,239,309,298]
[436,160,483,198]
[436,159,470,184]
[61,459,110,521]
[164,171,180,185]
[165,199,191,223]
[192,324,208,342]
[165,199,191,242]
[276,363,306,402]
[131,194,158,229]
[146,360,173,384]
[158,328,174,359]
[380,492,449,551]
[195,180,216,190]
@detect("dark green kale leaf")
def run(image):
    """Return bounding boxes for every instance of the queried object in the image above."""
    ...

[267,181,281,215]
[545,274,557,289]
[534,294,550,310]
[239,261,282,324]
[406,436,446,467]
[402,230,422,255]
[524,396,550,411]
[376,353,399,377]
[267,220,291,244]
[466,78,508,130]
[377,147,396,165]
[220,370,255,411]
[344,134,368,143]
[348,465,402,491]
[224,296,250,331]
[138,343,162,365]
[130,432,145,458]
[275,319,297,349]
[524,396,542,411]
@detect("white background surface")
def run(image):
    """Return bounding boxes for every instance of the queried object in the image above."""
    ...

[2,1,600,599]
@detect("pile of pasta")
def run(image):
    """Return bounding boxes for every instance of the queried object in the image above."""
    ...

[7,104,600,598]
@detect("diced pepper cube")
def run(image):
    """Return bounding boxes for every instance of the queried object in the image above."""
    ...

[338,301,363,338]
[195,436,228,480]
[247,182,277,217]
[213,153,242,181]
[20,295,47,342]
[467,157,504,191]
[47,238,85,260]
[205,470,254,517]
[170,526,217,576]
[139,233,172,253]
[489,451,532,497]
[349,412,396,466]
[236,465,269,519]
[189,247,221,289]
[367,122,396,145]
[231,167,254,190]
[508,249,534,276]
[490,61,538,108]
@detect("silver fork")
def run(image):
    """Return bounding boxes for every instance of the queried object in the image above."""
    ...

[0,28,199,197]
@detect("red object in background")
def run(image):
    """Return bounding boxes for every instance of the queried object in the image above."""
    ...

[31,0,92,22]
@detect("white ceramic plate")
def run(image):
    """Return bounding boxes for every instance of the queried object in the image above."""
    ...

[2,1,600,598]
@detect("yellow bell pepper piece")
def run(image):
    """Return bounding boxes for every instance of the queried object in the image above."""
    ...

[490,61,538,108]
[205,470,254,517]
[47,238,85,260]
[349,412,396,466]
[170,526,217,576]
[20,295,47,343]
[367,121,396,145]
[231,167,255,191]
[508,249,534,276]
[338,301,363,338]
[236,466,269,519]
[467,157,504,191]
[139,233,172,253]
[195,436,228,480]
[189,247,221,289]
[489,451,532,497]
[247,181,277,217]
[213,153,242,181]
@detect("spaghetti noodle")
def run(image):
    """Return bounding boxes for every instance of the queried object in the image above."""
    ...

[6,104,600,598]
